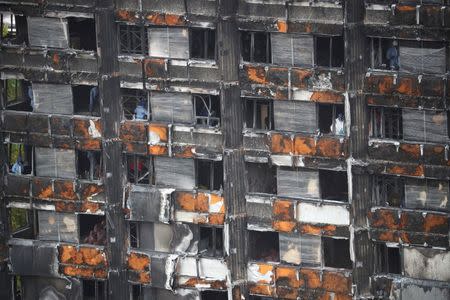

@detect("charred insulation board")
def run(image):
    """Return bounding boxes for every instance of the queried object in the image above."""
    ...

[32,83,74,115]
[127,185,163,222]
[274,101,317,133]
[35,147,76,179]
[27,17,69,49]
[399,47,446,74]
[403,109,448,143]
[154,157,195,189]
[151,92,193,124]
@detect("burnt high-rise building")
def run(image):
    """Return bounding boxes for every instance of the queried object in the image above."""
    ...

[0,0,449,299]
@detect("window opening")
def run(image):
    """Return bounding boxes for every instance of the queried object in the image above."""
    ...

[9,208,36,239]
[248,231,279,262]
[246,162,277,194]
[2,79,33,111]
[241,31,271,63]
[447,111,450,139]
[370,107,403,139]
[129,221,139,248]
[121,89,149,121]
[323,237,352,269]
[201,291,228,300]
[190,28,216,60]
[244,98,273,130]
[77,150,102,180]
[12,276,22,300]
[130,284,142,300]
[319,170,348,201]
[196,160,223,191]
[127,155,154,184]
[80,215,106,246]
[73,85,100,116]
[369,38,395,70]
[1,13,27,44]
[373,175,404,207]
[68,18,96,51]
[119,24,147,55]
[194,94,220,127]
[8,144,33,175]
[83,280,106,300]
[315,36,344,68]
[318,104,345,135]
[199,226,223,257]
[377,244,401,274]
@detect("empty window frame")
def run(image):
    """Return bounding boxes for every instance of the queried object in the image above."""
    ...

[372,175,405,207]
[129,221,140,248]
[196,160,223,191]
[194,94,220,127]
[248,231,280,262]
[319,170,348,202]
[369,37,395,70]
[7,143,33,175]
[201,291,228,300]
[318,104,345,135]
[376,244,401,274]
[130,284,142,300]
[190,28,216,60]
[119,24,147,55]
[199,226,223,257]
[9,208,36,239]
[68,17,96,51]
[243,98,273,130]
[12,275,22,300]
[126,154,154,184]
[80,214,106,246]
[0,13,27,44]
[77,150,102,180]
[323,237,352,269]
[370,107,403,139]
[246,162,277,194]
[241,31,271,63]
[121,88,149,121]
[315,36,344,68]
[83,280,107,300]
[2,79,33,111]
[73,85,100,116]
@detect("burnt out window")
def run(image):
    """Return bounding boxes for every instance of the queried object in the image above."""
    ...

[0,12,27,44]
[190,28,216,60]
[241,31,271,63]
[315,36,344,68]
[447,111,450,139]
[323,237,352,269]
[201,291,228,300]
[129,222,139,248]
[127,155,154,184]
[249,231,279,262]
[199,226,223,257]
[73,85,100,116]
[194,94,220,127]
[246,162,277,194]
[373,175,405,207]
[7,143,33,175]
[80,214,106,246]
[196,160,223,191]
[77,150,102,180]
[121,88,149,121]
[318,104,345,135]
[9,208,36,239]
[68,18,96,51]
[244,98,273,130]
[130,284,142,300]
[319,170,348,202]
[369,37,395,70]
[83,280,107,300]
[119,24,147,55]
[12,276,22,300]
[377,244,401,274]
[2,79,33,111]
[370,107,403,139]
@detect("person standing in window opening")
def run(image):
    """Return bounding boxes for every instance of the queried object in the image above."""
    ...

[386,41,399,70]
[11,154,23,175]
[89,86,99,116]
[333,113,345,135]
[134,99,148,120]
[27,85,34,110]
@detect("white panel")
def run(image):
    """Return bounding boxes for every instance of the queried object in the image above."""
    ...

[296,202,350,225]
[198,258,228,280]
[32,83,73,114]
[403,248,450,282]
[154,223,173,252]
[169,28,189,59]
[177,256,197,277]
[277,168,320,198]
[148,27,169,58]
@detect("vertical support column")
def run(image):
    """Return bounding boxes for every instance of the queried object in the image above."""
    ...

[217,0,247,298]
[96,2,128,299]
[344,0,373,298]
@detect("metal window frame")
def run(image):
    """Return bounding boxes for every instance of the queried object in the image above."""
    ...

[193,94,220,127]
[126,154,154,185]
[121,89,150,121]
[76,150,102,181]
[129,221,140,248]
[199,225,223,257]
[244,98,273,130]
[83,280,107,300]
[119,24,147,55]
[243,31,271,63]
[370,107,403,139]
[7,143,34,176]
[190,28,216,60]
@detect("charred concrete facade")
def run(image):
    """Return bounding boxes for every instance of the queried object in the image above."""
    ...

[0,0,449,300]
